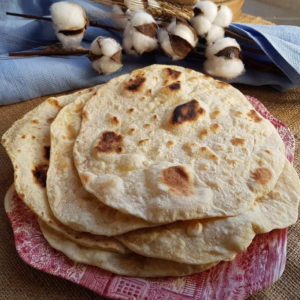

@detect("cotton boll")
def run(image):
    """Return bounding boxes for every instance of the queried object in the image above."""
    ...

[193,0,218,22]
[111,5,130,29]
[51,2,87,30]
[206,24,224,44]
[92,56,122,75]
[159,18,198,60]
[50,1,88,49]
[213,5,233,27]
[171,21,198,47]
[205,37,241,58]
[123,11,158,55]
[190,15,212,36]
[204,56,244,79]
[89,36,122,75]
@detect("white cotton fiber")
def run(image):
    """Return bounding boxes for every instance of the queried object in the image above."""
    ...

[130,11,156,27]
[123,11,158,55]
[204,56,244,79]
[194,0,218,22]
[90,38,103,55]
[101,38,122,57]
[56,32,84,50]
[190,15,212,36]
[51,2,86,30]
[132,30,158,54]
[206,24,224,43]
[213,5,233,27]
[92,56,122,74]
[89,36,122,75]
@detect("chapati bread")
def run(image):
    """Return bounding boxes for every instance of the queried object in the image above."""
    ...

[5,185,128,254]
[2,89,129,254]
[47,94,154,236]
[39,219,218,277]
[74,64,286,223]
[1,88,95,223]
[117,159,300,264]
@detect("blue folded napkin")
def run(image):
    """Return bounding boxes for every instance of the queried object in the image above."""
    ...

[1,0,300,105]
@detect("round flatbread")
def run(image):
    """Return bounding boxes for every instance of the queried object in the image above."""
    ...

[39,219,218,277]
[1,88,96,223]
[1,88,131,253]
[47,94,154,236]
[73,64,286,223]
[5,185,129,254]
[117,159,300,264]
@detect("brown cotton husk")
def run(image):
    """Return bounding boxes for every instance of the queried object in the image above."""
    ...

[134,22,157,38]
[169,34,193,58]
[215,46,241,59]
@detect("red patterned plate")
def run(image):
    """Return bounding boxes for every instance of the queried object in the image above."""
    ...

[4,96,295,300]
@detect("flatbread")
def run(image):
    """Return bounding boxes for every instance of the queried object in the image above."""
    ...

[1,88,132,253]
[117,159,300,264]
[4,185,129,254]
[47,94,154,236]
[39,219,218,277]
[73,64,286,223]
[1,88,95,224]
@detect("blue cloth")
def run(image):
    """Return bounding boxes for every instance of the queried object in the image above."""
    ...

[1,0,300,105]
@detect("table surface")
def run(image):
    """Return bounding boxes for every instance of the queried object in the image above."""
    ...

[1,1,300,300]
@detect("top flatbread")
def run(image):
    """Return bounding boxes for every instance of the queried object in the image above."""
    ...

[73,64,286,223]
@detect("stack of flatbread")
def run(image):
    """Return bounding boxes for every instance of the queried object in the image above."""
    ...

[2,64,300,277]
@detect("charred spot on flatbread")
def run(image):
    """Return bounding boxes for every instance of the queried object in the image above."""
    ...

[32,164,49,187]
[252,168,272,185]
[162,166,194,197]
[44,146,50,160]
[47,98,62,109]
[247,110,262,123]
[231,138,245,146]
[124,75,146,92]
[168,81,181,91]
[164,68,182,80]
[95,131,123,154]
[171,100,205,125]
